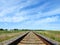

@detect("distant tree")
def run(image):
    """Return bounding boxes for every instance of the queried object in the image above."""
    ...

[5,29,8,31]
[21,29,30,31]
[0,28,4,31]
[13,29,19,31]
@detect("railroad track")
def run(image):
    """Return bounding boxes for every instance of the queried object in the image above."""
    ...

[0,32,59,45]
[17,32,52,45]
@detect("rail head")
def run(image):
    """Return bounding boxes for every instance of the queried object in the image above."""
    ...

[33,32,60,45]
[0,32,29,45]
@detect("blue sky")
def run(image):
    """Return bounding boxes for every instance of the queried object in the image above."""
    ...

[0,0,60,30]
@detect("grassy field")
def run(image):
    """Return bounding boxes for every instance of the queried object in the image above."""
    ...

[0,30,27,42]
[36,30,60,42]
[0,29,60,42]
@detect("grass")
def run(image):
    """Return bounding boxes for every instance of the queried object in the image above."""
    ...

[0,30,27,42]
[1,29,60,42]
[36,30,60,42]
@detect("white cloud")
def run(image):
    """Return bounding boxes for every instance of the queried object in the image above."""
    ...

[0,16,28,22]
[0,0,60,23]
[42,8,60,16]
[0,6,17,17]
[0,0,58,23]
[36,16,58,24]
[21,16,59,29]
[25,16,59,26]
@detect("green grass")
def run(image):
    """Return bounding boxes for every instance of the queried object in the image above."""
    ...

[0,30,27,42]
[36,30,60,42]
